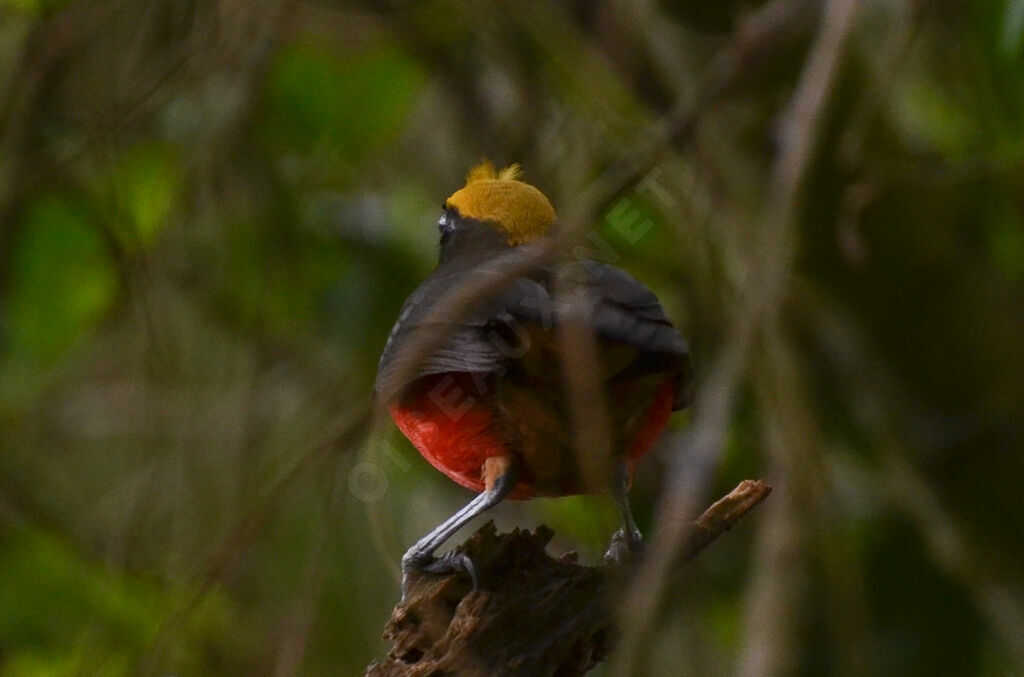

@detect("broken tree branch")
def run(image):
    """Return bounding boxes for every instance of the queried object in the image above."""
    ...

[366,479,772,677]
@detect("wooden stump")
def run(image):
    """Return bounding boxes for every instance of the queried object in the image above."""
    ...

[366,479,772,676]
[367,523,608,676]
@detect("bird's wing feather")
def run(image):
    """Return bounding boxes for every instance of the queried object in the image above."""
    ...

[557,261,689,356]
[375,259,690,404]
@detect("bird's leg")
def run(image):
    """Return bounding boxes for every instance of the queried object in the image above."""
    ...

[604,460,643,564]
[401,455,518,595]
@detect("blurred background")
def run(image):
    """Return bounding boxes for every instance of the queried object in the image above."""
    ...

[1,0,1023,675]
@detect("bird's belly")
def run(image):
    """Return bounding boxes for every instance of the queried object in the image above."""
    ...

[389,374,534,498]
[496,374,677,497]
[390,372,677,499]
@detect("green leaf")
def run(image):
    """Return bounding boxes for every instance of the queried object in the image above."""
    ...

[109,143,180,248]
[5,193,118,363]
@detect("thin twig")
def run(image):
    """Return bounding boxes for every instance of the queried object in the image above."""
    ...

[680,479,774,563]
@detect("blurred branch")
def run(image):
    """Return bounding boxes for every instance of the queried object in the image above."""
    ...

[610,1,861,673]
[139,403,373,677]
[798,282,1024,668]
[735,474,803,677]
[366,480,771,676]
[838,0,925,170]
[882,452,1024,666]
[539,0,819,220]
[738,336,819,677]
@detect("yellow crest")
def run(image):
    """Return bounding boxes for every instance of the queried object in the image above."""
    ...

[445,161,556,245]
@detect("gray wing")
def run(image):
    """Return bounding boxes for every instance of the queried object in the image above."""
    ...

[373,262,529,403]
[562,261,690,357]
[374,258,690,404]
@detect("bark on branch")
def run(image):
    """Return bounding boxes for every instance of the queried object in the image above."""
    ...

[366,479,772,676]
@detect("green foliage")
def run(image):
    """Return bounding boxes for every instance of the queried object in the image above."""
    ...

[530,495,620,556]
[0,530,158,653]
[105,143,180,249]
[4,193,117,364]
[264,43,423,158]
[986,206,1024,283]
[0,528,234,676]
[0,0,71,14]
[891,77,979,156]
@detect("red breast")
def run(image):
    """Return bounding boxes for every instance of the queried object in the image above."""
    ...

[390,372,677,499]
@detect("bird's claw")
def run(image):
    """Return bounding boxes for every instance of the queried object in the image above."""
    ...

[604,526,644,566]
[423,551,478,588]
[400,550,479,599]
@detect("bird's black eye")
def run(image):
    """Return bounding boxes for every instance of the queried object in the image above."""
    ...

[438,210,454,232]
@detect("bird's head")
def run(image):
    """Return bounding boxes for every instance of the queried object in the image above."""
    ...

[439,162,556,252]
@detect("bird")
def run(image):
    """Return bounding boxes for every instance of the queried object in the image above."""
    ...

[375,161,692,592]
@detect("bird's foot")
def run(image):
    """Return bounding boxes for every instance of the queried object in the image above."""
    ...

[401,550,478,599]
[604,526,644,566]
